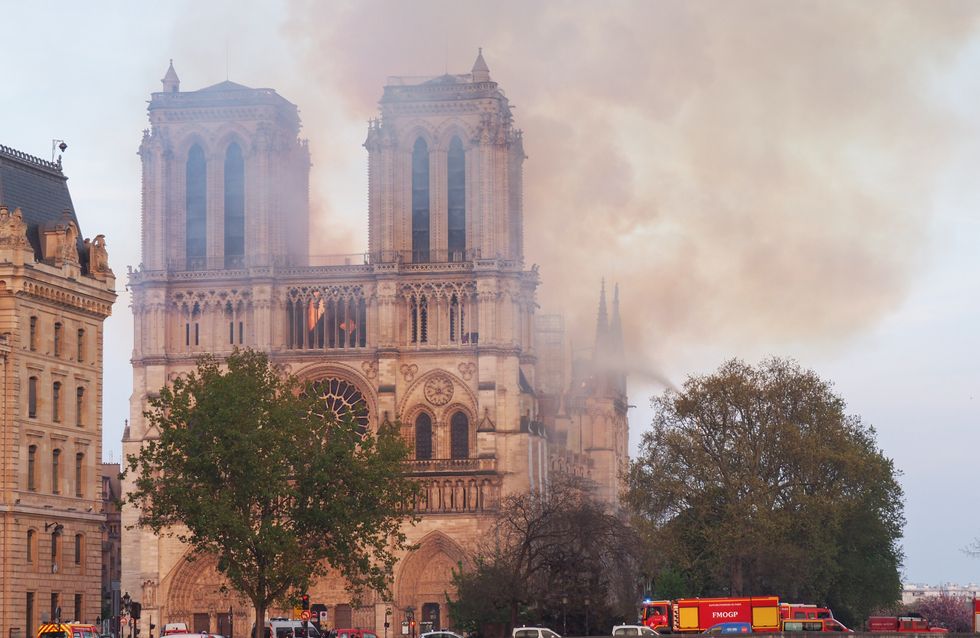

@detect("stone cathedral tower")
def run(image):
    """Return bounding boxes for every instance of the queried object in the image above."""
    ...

[122,53,624,634]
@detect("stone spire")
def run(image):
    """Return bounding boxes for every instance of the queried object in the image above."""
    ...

[471,48,491,83]
[162,59,180,93]
[595,278,609,361]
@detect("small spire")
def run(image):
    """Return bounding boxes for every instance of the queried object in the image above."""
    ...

[162,59,180,93]
[595,278,609,359]
[611,283,624,355]
[472,47,491,82]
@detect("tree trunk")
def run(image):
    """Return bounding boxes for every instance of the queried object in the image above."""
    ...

[255,603,266,638]
[730,559,744,597]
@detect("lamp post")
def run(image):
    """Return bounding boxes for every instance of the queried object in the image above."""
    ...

[561,596,567,637]
[122,593,132,638]
[584,598,590,637]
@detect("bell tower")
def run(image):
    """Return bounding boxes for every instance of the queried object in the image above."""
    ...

[138,62,310,271]
[364,49,525,264]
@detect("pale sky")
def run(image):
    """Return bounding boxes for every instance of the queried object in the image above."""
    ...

[2,1,979,586]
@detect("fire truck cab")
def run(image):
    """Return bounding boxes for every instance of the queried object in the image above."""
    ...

[36,623,101,638]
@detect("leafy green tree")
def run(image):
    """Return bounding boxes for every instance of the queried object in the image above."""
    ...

[626,357,904,626]
[124,349,416,638]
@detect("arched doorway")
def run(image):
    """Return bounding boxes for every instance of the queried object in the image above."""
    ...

[395,532,468,632]
[166,553,250,633]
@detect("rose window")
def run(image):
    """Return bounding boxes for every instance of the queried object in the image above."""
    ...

[309,377,370,432]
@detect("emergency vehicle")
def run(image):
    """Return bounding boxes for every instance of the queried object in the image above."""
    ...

[780,605,834,621]
[36,622,100,638]
[866,616,948,633]
[641,597,782,633]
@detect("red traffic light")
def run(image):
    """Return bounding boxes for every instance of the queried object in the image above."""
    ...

[301,594,310,610]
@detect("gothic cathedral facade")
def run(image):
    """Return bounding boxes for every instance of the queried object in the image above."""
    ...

[121,54,628,633]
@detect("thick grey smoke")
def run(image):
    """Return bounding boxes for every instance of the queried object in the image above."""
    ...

[274,1,978,369]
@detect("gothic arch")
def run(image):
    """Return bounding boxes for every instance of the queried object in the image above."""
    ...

[432,121,475,151]
[394,530,468,606]
[212,124,253,157]
[174,133,212,163]
[397,369,476,420]
[399,126,436,154]
[165,551,248,624]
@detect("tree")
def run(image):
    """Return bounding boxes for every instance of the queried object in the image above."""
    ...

[124,349,416,638]
[448,475,640,636]
[914,594,973,633]
[626,357,904,626]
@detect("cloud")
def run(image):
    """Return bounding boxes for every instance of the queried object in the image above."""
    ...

[277,0,979,372]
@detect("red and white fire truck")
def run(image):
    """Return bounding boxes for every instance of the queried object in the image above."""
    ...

[641,597,782,633]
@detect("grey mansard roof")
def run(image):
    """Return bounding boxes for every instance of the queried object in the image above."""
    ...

[0,143,81,260]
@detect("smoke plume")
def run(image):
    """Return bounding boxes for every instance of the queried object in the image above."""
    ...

[271,1,978,372]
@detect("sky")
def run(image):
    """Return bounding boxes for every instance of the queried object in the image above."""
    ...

[2,0,979,586]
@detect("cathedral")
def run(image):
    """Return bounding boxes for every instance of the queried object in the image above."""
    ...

[121,52,628,634]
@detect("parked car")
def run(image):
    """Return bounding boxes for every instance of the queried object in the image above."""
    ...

[703,623,753,634]
[512,628,561,638]
[420,632,463,638]
[333,629,378,638]
[612,625,659,636]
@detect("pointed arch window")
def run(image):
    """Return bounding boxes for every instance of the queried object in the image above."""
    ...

[410,295,428,344]
[412,138,430,263]
[448,136,466,260]
[450,412,469,459]
[415,413,433,460]
[185,144,207,268]
[224,142,245,267]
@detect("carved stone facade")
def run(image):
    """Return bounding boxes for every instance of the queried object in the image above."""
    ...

[0,145,117,638]
[122,54,627,634]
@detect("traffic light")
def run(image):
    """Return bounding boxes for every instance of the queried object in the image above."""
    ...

[131,602,142,620]
[301,595,310,611]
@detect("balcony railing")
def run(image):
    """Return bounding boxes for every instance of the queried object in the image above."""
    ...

[407,457,496,474]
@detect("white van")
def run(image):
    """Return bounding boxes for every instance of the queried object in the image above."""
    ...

[512,628,561,638]
[253,619,322,638]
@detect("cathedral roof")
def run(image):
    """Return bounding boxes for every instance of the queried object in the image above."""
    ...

[195,80,254,93]
[0,143,81,260]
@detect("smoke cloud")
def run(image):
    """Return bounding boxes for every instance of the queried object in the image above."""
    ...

[270,1,979,372]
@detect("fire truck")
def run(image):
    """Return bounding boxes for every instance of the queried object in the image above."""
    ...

[780,604,834,620]
[974,598,980,633]
[641,597,782,633]
[866,616,948,633]
[36,623,100,638]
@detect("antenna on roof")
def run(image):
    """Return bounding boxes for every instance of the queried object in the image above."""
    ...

[51,139,67,164]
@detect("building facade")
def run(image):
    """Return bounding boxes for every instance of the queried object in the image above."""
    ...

[101,463,122,635]
[0,145,117,638]
[121,54,628,634]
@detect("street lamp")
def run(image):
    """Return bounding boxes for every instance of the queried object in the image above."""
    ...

[122,593,132,638]
[561,596,568,637]
[584,598,591,637]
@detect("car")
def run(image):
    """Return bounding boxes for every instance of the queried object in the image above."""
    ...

[703,623,753,634]
[612,625,660,636]
[420,632,464,638]
[512,628,561,638]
